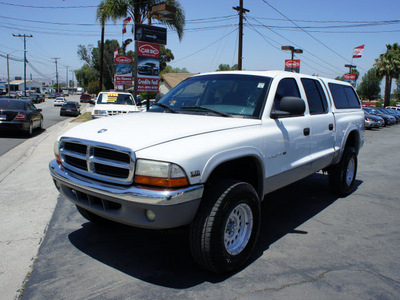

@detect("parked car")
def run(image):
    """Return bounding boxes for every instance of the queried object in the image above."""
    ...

[363,107,396,126]
[138,62,159,75]
[364,112,384,129]
[28,94,41,103]
[60,101,80,117]
[0,98,43,136]
[379,108,400,123]
[386,106,400,112]
[49,92,57,99]
[80,93,91,103]
[54,97,67,106]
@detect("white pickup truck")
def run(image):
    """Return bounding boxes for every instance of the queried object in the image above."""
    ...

[49,71,364,273]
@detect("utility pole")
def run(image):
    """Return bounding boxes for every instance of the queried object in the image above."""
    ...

[12,34,33,96]
[66,66,69,89]
[53,58,60,92]
[233,0,249,70]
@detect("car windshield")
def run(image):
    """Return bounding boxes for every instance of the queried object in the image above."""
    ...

[0,99,25,110]
[149,74,272,119]
[97,93,135,105]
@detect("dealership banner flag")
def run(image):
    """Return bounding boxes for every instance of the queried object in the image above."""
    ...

[122,16,132,34]
[353,44,365,58]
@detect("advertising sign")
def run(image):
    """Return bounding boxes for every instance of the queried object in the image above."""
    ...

[134,24,167,45]
[344,73,357,87]
[137,42,160,93]
[115,55,133,85]
[284,59,300,73]
[344,73,357,80]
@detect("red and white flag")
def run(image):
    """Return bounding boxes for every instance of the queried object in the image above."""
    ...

[353,44,365,58]
[122,16,132,34]
[114,47,118,59]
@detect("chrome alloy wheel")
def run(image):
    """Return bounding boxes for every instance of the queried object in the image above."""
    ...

[224,203,253,255]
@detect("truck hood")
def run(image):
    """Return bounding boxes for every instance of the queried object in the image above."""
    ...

[61,112,260,151]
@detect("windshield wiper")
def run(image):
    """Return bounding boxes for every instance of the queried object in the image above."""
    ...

[153,103,177,113]
[180,106,230,117]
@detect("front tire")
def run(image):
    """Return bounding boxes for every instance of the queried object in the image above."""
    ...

[329,146,358,196]
[190,180,261,273]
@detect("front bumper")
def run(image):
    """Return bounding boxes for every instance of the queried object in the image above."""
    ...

[49,159,204,229]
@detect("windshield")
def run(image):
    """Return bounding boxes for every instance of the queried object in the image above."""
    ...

[97,92,136,105]
[149,74,271,118]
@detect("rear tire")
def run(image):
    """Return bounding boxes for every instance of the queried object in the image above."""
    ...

[190,180,261,273]
[329,146,358,196]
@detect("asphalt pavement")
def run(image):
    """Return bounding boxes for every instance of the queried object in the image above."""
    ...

[1,116,400,300]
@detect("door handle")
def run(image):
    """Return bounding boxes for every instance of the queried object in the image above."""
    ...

[303,128,310,136]
[329,123,334,131]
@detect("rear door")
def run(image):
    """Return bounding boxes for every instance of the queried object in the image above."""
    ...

[300,78,335,171]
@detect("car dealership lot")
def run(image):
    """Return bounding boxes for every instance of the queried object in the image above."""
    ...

[14,124,399,299]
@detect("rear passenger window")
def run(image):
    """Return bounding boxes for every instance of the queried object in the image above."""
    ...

[301,78,328,114]
[329,83,361,109]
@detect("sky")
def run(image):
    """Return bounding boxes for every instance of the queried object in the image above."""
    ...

[0,0,399,87]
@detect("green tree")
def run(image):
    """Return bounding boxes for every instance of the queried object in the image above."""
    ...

[356,68,381,100]
[161,65,189,74]
[75,64,98,88]
[97,0,185,40]
[92,39,120,89]
[216,64,238,71]
[160,45,174,72]
[393,79,400,101]
[374,43,400,107]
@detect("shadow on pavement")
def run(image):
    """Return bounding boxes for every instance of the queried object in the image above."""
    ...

[68,172,362,288]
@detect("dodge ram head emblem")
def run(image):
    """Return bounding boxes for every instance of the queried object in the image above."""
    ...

[97,129,108,134]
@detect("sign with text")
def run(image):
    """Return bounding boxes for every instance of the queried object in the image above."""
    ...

[137,42,160,93]
[344,73,357,87]
[134,24,167,45]
[115,55,133,85]
[344,73,357,80]
[284,59,300,73]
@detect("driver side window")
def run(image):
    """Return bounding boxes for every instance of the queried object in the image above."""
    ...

[273,78,300,111]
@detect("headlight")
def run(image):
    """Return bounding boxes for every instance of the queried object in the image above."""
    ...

[134,159,189,188]
[93,109,108,116]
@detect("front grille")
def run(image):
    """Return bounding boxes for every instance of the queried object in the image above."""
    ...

[107,110,129,116]
[59,138,135,184]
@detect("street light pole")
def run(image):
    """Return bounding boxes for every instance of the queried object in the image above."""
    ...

[281,46,303,72]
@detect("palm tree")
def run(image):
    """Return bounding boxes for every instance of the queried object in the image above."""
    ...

[97,0,185,40]
[374,43,400,107]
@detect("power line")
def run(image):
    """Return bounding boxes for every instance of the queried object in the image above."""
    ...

[0,1,97,9]
[261,0,352,64]
[247,16,344,74]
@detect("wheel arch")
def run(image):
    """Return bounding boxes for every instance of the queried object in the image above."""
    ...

[201,151,264,201]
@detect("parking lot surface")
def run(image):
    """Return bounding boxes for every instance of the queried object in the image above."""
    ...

[20,125,400,299]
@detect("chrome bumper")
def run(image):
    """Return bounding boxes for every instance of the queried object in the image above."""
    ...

[49,159,204,229]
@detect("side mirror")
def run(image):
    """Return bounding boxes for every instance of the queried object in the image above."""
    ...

[271,96,305,119]
[155,93,164,102]
[89,100,95,105]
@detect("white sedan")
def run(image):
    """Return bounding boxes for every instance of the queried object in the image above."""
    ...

[54,97,66,106]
